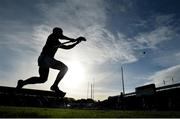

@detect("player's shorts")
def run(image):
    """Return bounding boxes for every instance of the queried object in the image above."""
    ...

[38,54,66,69]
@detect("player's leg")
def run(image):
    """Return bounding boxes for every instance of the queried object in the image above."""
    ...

[52,63,68,87]
[16,67,49,89]
[50,59,68,92]
[39,67,49,83]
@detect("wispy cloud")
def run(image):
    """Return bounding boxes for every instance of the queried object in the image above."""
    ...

[134,26,176,49]
[148,65,180,87]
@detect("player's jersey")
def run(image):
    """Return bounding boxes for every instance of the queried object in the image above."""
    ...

[41,34,61,58]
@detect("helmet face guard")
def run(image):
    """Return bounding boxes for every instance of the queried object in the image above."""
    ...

[53,27,63,34]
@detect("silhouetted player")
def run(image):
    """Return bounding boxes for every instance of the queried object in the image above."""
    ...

[17,27,85,96]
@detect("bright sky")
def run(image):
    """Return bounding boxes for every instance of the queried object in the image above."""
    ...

[0,0,180,100]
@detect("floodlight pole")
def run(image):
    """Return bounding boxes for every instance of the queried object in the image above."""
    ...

[87,82,89,99]
[91,84,93,99]
[121,66,125,94]
[93,78,95,100]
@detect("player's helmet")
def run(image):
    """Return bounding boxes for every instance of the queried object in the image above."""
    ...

[53,27,63,34]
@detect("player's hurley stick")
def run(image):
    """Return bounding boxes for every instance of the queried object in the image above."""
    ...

[54,36,87,48]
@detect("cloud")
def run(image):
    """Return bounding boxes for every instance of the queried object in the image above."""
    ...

[148,65,180,87]
[38,0,106,33]
[134,26,175,49]
[0,19,41,87]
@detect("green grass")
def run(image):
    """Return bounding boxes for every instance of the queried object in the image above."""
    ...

[0,106,180,118]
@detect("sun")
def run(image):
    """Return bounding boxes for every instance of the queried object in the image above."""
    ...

[62,60,86,89]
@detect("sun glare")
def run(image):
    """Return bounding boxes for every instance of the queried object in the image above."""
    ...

[62,60,86,89]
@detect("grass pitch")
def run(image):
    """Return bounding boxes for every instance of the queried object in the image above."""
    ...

[0,106,180,118]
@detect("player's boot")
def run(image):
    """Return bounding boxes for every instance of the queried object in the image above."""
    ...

[16,79,24,89]
[50,85,66,97]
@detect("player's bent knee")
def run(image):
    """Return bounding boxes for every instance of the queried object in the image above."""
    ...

[39,77,48,83]
[62,65,68,72]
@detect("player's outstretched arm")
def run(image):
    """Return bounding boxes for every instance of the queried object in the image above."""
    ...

[60,35,76,42]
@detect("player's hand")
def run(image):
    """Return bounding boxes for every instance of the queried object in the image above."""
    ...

[76,39,81,44]
[76,36,87,42]
[71,38,77,42]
